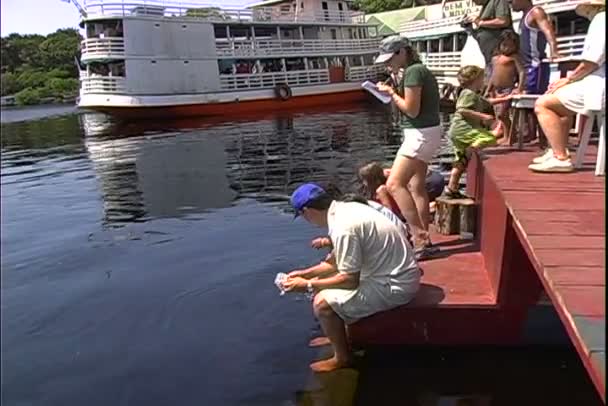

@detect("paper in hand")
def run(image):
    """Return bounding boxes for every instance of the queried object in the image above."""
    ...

[361,81,392,104]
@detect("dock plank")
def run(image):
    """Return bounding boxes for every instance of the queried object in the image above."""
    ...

[544,266,605,286]
[481,146,605,401]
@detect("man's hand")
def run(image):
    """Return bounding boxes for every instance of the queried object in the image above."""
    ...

[311,237,331,249]
[376,82,395,95]
[283,276,308,292]
[546,77,570,94]
[549,47,563,60]
[287,269,305,278]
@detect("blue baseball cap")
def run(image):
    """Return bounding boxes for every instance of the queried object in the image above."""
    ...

[290,183,327,217]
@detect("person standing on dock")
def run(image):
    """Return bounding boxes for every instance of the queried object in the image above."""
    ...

[531,0,605,173]
[464,0,513,80]
[283,183,419,372]
[374,36,442,260]
[511,0,562,140]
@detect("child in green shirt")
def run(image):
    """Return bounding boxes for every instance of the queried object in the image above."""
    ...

[444,65,512,198]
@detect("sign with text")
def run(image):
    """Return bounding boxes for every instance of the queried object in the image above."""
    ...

[441,0,479,19]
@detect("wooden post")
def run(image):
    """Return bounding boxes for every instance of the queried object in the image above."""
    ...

[434,196,477,236]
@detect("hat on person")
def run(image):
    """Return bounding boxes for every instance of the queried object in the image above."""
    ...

[575,0,605,17]
[290,183,327,217]
[374,35,411,64]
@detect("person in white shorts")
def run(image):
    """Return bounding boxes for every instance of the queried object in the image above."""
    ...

[531,0,605,173]
[375,35,442,259]
[283,183,419,372]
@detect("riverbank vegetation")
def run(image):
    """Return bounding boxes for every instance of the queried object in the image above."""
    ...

[1,29,81,105]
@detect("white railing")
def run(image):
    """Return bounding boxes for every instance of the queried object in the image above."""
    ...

[345,65,386,82]
[219,69,329,90]
[215,38,380,58]
[399,0,587,37]
[555,34,585,58]
[81,37,126,60]
[420,51,461,73]
[81,76,127,94]
[83,1,366,24]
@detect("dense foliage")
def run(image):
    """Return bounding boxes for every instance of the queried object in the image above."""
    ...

[1,28,82,105]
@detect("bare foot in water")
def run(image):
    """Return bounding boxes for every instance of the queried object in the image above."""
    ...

[310,356,352,373]
[309,336,331,347]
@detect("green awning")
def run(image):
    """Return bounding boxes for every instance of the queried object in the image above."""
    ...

[365,7,426,36]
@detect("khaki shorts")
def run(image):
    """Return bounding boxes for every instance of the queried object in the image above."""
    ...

[397,125,443,163]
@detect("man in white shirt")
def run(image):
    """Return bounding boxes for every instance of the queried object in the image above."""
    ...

[531,0,605,173]
[283,184,420,372]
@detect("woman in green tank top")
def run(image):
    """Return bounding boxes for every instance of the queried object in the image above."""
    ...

[375,35,442,259]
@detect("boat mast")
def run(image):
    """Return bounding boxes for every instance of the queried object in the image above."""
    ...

[59,0,87,18]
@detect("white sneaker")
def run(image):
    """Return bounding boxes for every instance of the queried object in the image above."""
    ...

[528,156,574,173]
[531,148,570,164]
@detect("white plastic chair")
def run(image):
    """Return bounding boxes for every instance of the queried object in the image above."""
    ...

[574,111,605,176]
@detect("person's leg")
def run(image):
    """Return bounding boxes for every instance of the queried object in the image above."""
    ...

[310,295,352,372]
[535,94,575,159]
[408,160,430,235]
[386,155,428,248]
[447,162,465,193]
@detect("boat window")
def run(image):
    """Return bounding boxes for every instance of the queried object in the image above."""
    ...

[88,61,125,77]
[307,57,324,69]
[330,29,337,40]
[253,26,277,39]
[86,20,123,39]
[429,39,440,53]
[229,26,251,40]
[442,37,454,52]
[285,58,306,71]
[456,33,467,52]
[214,25,228,39]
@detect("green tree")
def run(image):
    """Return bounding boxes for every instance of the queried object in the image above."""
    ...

[14,87,41,105]
[1,28,82,103]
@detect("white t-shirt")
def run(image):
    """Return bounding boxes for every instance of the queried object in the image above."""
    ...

[581,12,605,110]
[326,201,418,287]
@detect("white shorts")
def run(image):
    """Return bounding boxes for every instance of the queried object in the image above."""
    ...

[554,75,606,116]
[317,269,420,325]
[396,125,442,163]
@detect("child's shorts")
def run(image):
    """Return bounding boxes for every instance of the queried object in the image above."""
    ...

[452,128,497,166]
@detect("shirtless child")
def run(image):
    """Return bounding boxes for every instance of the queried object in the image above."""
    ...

[486,31,526,140]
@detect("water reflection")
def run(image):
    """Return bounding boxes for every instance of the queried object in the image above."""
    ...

[76,106,405,225]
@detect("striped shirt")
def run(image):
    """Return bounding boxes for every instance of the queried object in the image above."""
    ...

[518,6,547,67]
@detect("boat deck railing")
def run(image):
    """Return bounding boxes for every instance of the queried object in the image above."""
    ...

[399,0,587,37]
[417,33,584,85]
[219,69,330,90]
[81,37,126,62]
[83,1,367,24]
[215,38,380,58]
[345,64,386,82]
[81,76,127,94]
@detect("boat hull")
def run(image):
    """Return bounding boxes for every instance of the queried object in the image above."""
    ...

[79,88,371,120]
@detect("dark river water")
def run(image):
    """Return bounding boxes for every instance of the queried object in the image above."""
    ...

[1,104,602,406]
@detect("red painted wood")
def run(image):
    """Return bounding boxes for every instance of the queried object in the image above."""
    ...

[514,212,605,236]
[544,266,605,286]
[527,236,605,249]
[558,286,605,318]
[533,249,605,267]
[84,90,370,119]
[478,147,606,402]
[479,166,509,297]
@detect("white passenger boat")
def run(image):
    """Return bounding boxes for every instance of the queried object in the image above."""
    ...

[67,0,386,119]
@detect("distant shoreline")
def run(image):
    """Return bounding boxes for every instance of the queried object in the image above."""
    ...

[0,104,78,124]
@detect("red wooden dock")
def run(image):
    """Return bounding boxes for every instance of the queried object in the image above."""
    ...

[348,144,605,402]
